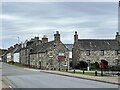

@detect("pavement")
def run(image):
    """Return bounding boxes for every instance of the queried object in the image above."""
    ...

[40,70,120,85]
[0,77,12,89]
[0,62,12,90]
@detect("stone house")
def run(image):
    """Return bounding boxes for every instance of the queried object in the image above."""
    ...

[72,32,120,69]
[20,37,42,65]
[30,31,69,70]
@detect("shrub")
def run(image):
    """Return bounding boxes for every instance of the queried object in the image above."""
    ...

[75,61,88,70]
[7,61,14,64]
[109,66,120,71]
[90,62,99,70]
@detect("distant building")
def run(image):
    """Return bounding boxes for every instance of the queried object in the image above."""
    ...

[6,46,14,62]
[6,44,21,63]
[72,32,120,69]
[64,44,73,68]
[30,31,69,70]
[13,44,21,63]
[0,49,7,62]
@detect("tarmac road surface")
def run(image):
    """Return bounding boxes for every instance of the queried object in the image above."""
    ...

[2,62,118,88]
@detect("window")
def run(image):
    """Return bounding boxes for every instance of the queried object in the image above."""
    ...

[115,59,120,65]
[101,50,104,56]
[50,52,53,56]
[58,53,64,56]
[49,51,53,57]
[86,50,90,56]
[115,50,119,55]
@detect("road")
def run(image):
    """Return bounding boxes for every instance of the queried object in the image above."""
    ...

[2,62,118,88]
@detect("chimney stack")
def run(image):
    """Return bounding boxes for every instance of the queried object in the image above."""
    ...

[14,44,19,48]
[35,37,39,41]
[74,31,78,44]
[54,31,60,42]
[8,46,13,51]
[42,35,48,43]
[115,32,120,42]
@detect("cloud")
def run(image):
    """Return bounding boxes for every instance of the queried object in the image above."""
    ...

[2,0,119,2]
[1,2,118,48]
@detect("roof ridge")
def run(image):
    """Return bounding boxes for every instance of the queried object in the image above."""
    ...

[78,39,116,41]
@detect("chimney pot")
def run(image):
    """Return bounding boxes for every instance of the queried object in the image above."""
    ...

[75,31,77,34]
[56,31,59,34]
[74,31,78,44]
[116,32,119,35]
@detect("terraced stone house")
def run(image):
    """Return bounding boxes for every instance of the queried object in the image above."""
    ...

[30,31,69,70]
[20,37,42,65]
[72,32,120,69]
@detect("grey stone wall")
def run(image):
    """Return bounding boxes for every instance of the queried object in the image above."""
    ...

[77,50,118,66]
[20,48,29,65]
[30,41,69,70]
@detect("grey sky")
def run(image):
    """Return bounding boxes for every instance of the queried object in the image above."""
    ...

[1,2,118,49]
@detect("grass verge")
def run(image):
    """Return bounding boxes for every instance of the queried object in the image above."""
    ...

[69,71,101,76]
[59,70,101,76]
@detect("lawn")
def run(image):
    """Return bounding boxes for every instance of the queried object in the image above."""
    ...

[13,63,29,68]
[60,70,101,76]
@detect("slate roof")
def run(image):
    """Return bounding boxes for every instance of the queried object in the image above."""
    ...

[13,48,20,53]
[6,48,14,54]
[30,41,55,54]
[78,39,119,51]
[64,44,73,51]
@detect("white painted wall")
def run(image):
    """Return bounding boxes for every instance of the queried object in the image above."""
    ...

[69,52,72,58]
[7,53,12,62]
[14,53,19,62]
[0,57,1,61]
